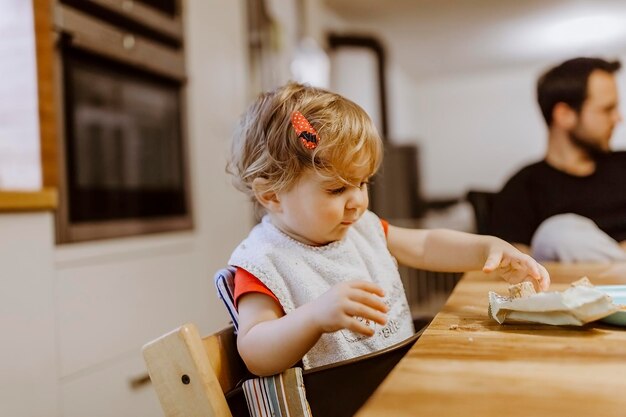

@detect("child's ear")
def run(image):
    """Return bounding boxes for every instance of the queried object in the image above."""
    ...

[252,178,282,212]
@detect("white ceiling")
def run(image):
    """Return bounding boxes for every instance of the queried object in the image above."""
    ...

[323,0,626,78]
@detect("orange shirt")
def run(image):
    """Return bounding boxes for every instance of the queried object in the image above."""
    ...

[233,219,389,308]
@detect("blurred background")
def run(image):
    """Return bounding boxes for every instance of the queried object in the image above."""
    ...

[3,0,626,416]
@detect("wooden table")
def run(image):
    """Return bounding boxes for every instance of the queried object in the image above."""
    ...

[356,263,626,417]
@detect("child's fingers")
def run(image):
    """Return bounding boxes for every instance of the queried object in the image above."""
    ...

[348,280,386,297]
[346,301,388,326]
[519,255,541,280]
[501,270,527,285]
[350,289,389,313]
[538,264,551,291]
[344,319,376,336]
[509,255,550,291]
[502,269,549,292]
[482,250,503,272]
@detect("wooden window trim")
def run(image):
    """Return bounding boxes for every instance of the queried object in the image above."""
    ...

[0,188,58,212]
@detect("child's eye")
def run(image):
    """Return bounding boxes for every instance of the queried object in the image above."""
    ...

[328,187,346,195]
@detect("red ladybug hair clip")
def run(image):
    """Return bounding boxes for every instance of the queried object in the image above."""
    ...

[291,111,319,150]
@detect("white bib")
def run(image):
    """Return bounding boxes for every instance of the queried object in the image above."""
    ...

[229,210,414,369]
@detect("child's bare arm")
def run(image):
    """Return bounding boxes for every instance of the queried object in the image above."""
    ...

[236,294,320,376]
[237,280,388,376]
[386,225,550,291]
[387,226,496,271]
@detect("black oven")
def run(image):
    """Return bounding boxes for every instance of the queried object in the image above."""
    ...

[62,45,186,222]
[53,1,192,243]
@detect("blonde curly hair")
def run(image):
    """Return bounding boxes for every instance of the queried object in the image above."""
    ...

[228,82,383,214]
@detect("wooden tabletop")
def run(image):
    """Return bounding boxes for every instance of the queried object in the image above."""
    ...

[356,263,626,417]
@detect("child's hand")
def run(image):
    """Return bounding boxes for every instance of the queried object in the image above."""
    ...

[311,280,388,336]
[482,242,551,291]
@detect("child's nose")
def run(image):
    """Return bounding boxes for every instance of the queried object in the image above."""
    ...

[346,187,367,209]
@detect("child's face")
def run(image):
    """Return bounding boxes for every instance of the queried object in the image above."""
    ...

[270,168,371,246]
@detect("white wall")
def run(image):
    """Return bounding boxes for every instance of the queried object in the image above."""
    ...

[182,0,253,328]
[0,213,57,417]
[389,63,547,198]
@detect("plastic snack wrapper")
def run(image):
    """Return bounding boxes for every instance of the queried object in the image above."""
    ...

[488,278,620,326]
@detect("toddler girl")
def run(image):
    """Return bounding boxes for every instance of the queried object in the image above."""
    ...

[227,82,550,376]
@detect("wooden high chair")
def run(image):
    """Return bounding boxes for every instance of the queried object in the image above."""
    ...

[143,322,422,417]
[142,268,425,417]
[143,323,250,417]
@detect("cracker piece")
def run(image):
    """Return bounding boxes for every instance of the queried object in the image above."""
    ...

[508,281,536,299]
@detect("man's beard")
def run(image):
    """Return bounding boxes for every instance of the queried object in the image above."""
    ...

[568,130,610,160]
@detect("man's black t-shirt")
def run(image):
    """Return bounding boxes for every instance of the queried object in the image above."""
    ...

[489,151,626,246]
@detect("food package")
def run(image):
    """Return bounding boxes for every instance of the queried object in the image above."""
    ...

[488,277,620,325]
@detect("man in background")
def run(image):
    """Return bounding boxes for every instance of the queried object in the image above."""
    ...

[490,57,626,262]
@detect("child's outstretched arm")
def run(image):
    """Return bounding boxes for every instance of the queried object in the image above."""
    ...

[386,225,550,291]
[236,280,388,376]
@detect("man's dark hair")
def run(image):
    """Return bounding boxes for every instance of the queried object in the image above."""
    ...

[537,57,621,126]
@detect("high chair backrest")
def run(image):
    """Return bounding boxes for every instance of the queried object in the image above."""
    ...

[214,267,239,332]
[143,323,248,417]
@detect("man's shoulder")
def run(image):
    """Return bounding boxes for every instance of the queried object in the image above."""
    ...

[503,160,547,185]
[608,150,626,160]
[515,159,548,173]
[596,151,626,171]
